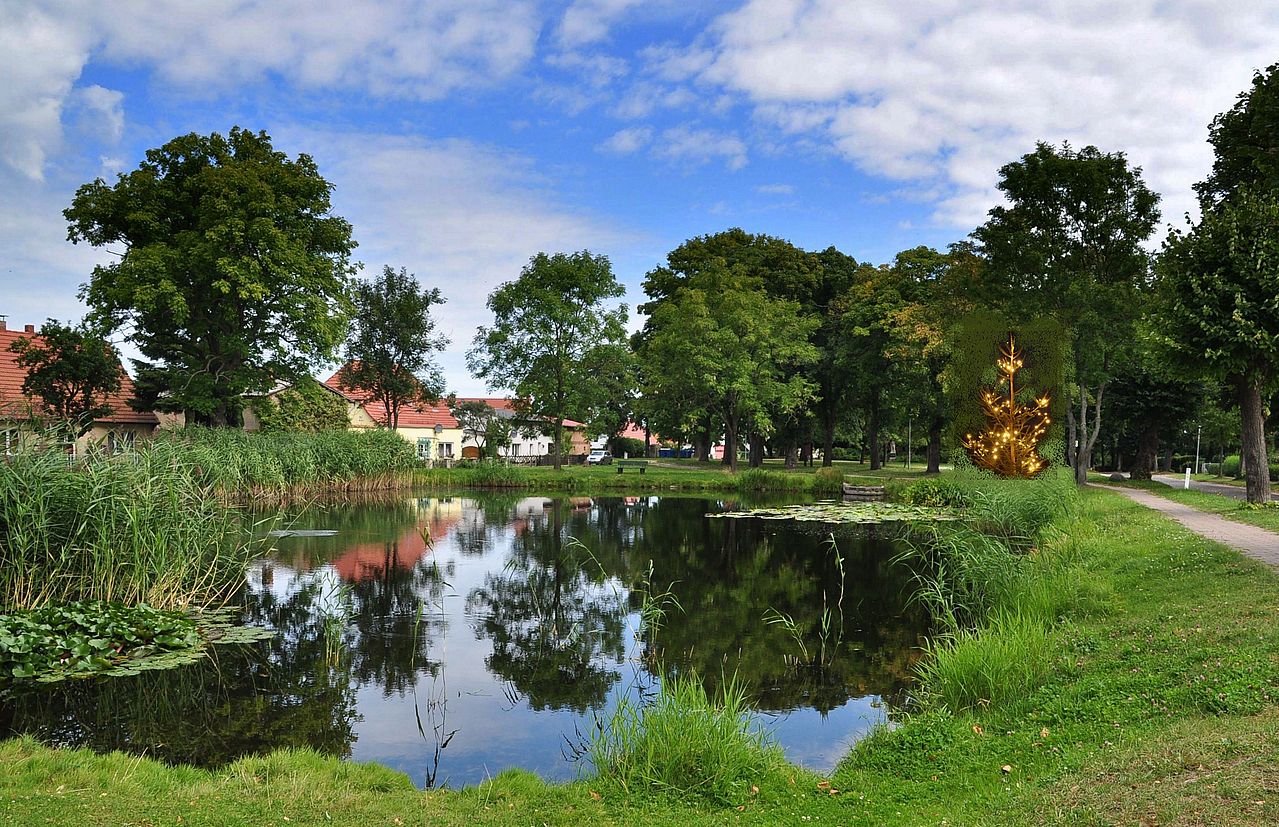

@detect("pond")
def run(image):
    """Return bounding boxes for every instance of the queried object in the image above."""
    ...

[0,492,928,788]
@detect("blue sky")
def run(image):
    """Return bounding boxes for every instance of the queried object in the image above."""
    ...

[4,1,1278,394]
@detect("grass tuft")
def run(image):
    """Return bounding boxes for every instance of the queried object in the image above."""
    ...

[587,674,785,805]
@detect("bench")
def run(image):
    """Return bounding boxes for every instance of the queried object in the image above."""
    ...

[616,459,648,474]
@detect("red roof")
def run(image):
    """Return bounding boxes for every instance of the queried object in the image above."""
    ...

[324,367,458,429]
[0,324,157,426]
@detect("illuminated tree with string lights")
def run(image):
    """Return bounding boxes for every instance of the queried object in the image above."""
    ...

[962,335,1052,477]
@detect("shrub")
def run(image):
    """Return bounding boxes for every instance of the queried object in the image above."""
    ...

[1222,454,1242,477]
[812,466,844,497]
[898,477,972,508]
[736,468,808,492]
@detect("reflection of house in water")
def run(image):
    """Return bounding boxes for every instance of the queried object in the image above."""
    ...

[332,498,463,581]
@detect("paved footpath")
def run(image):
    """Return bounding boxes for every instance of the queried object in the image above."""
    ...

[1150,473,1279,502]
[1093,483,1279,568]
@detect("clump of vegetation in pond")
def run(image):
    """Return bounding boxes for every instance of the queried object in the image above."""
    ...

[154,427,419,498]
[0,447,266,610]
[0,602,272,684]
[584,673,786,805]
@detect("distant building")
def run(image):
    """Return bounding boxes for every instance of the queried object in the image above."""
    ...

[322,366,466,464]
[0,320,159,455]
[452,397,590,461]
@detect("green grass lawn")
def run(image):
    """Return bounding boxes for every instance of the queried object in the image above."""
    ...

[6,486,1279,825]
[1096,476,1279,533]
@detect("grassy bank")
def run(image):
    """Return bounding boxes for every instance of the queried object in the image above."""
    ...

[413,462,836,495]
[7,479,1279,824]
[0,448,260,610]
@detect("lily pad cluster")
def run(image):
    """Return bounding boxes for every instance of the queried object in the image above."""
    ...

[707,501,959,524]
[0,601,274,684]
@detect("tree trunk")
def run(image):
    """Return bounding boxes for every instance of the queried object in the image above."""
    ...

[749,431,764,468]
[926,415,943,475]
[1072,380,1106,485]
[695,430,710,463]
[553,417,564,470]
[1239,376,1272,504]
[822,407,836,467]
[867,392,882,471]
[724,414,740,473]
[1129,428,1159,480]
[784,441,798,470]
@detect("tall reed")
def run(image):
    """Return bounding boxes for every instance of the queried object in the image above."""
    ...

[0,447,264,610]
[154,427,418,498]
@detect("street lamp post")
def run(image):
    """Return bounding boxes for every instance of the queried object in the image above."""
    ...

[1194,423,1202,475]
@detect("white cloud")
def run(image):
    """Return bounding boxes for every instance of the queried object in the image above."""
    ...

[0,4,94,179]
[657,125,748,171]
[91,0,539,99]
[279,130,637,395]
[678,0,1279,228]
[71,85,126,144]
[755,183,795,195]
[598,126,653,154]
[558,0,646,47]
[0,0,542,180]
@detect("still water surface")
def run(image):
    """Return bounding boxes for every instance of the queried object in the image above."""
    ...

[1,492,927,787]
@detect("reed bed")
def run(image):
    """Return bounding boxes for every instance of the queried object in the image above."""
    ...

[0,448,262,610]
[155,428,418,498]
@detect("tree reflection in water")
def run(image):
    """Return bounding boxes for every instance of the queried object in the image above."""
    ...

[0,492,928,782]
[467,498,628,712]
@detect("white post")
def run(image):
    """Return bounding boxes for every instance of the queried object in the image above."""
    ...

[1184,468,1191,489]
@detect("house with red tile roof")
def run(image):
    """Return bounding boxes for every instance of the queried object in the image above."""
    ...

[322,365,465,463]
[0,319,159,455]
[452,397,590,461]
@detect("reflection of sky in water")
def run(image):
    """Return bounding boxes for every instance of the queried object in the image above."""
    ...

[3,493,919,790]
[248,494,910,788]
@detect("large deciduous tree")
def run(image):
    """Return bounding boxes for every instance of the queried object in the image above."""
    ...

[467,251,628,470]
[973,142,1160,483]
[639,263,818,473]
[7,320,125,438]
[1157,64,1279,503]
[1157,189,1279,502]
[339,266,448,429]
[65,127,356,427]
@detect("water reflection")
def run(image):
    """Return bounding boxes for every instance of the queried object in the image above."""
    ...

[0,492,927,786]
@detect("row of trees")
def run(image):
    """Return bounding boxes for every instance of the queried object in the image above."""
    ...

[34,66,1279,500]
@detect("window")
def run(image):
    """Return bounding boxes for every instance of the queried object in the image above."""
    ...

[512,443,520,456]
[416,437,433,460]
[107,430,136,454]
[438,442,455,458]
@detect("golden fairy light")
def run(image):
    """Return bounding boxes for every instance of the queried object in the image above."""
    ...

[962,334,1051,477]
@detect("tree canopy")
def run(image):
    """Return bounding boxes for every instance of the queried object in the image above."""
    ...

[467,251,628,470]
[65,127,356,427]
[639,260,818,472]
[7,320,125,438]
[973,141,1160,483]
[339,265,448,430]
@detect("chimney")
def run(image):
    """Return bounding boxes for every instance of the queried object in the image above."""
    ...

[0,316,6,331]
[23,324,34,333]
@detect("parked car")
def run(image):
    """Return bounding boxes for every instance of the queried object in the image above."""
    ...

[587,448,611,465]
